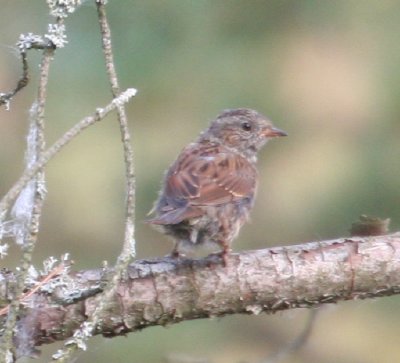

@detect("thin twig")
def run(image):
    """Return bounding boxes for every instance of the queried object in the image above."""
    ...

[0,88,137,226]
[261,309,319,363]
[0,51,29,108]
[96,0,136,262]
[49,1,138,360]
[95,0,137,285]
[0,26,58,109]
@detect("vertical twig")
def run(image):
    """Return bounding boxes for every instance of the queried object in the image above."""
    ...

[0,43,55,360]
[96,0,136,264]
[50,1,137,360]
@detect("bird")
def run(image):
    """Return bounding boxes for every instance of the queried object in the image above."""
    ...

[146,108,287,264]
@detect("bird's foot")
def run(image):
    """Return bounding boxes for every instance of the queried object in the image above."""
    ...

[208,247,231,267]
[166,250,185,259]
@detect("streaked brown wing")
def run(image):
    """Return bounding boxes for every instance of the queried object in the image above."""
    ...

[164,144,257,207]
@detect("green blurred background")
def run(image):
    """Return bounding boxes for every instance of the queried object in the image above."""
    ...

[1,1,400,362]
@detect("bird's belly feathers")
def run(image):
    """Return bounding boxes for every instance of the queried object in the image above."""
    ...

[161,197,253,247]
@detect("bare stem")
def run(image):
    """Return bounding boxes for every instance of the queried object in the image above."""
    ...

[96,0,137,273]
[49,1,138,360]
[0,51,29,108]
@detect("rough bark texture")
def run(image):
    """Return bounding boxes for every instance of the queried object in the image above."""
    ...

[1,233,399,351]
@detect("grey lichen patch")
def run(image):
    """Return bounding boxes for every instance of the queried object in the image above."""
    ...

[47,0,81,18]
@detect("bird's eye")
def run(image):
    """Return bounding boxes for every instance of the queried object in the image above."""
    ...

[241,122,252,131]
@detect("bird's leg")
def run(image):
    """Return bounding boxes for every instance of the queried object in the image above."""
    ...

[208,240,231,267]
[220,240,232,267]
[168,250,181,259]
[167,241,184,259]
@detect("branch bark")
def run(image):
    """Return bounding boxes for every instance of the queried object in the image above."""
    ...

[2,232,399,355]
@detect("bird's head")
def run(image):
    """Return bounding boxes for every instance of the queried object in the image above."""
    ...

[201,108,287,160]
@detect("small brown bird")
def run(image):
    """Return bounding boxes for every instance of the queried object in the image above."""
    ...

[147,108,287,264]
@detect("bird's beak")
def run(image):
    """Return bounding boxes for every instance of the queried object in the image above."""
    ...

[263,126,288,138]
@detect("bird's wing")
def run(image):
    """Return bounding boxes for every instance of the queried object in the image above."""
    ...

[164,144,257,207]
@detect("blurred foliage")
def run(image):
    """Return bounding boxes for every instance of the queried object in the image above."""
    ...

[1,1,400,362]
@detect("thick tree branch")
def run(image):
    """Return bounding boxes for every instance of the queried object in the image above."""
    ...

[1,233,399,355]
